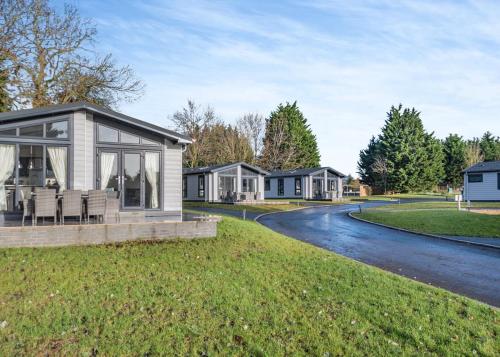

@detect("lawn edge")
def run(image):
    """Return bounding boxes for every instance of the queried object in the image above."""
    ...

[348,211,500,251]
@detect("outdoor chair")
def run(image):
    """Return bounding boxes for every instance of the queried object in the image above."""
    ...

[105,190,120,223]
[61,190,83,224]
[33,189,57,226]
[21,197,33,226]
[87,190,106,223]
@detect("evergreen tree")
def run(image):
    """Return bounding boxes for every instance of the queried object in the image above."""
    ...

[357,136,381,187]
[260,102,320,170]
[358,105,445,193]
[421,133,445,190]
[479,131,500,161]
[379,105,430,192]
[443,134,466,188]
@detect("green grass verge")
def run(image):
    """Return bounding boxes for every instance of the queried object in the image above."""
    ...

[0,218,498,355]
[354,209,500,237]
[183,201,300,213]
[368,201,500,210]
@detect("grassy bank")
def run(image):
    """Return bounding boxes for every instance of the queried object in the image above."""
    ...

[354,208,500,237]
[0,218,498,355]
[183,201,300,213]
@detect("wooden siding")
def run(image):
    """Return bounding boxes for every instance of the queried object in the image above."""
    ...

[464,172,500,201]
[265,177,305,199]
[72,110,94,190]
[163,139,184,211]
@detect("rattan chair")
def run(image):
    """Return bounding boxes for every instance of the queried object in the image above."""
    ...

[21,198,33,226]
[61,190,83,224]
[105,190,120,223]
[87,190,106,223]
[33,189,57,225]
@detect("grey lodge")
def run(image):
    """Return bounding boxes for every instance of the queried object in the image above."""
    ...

[0,102,191,220]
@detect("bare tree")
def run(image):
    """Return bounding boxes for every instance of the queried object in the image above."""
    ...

[237,112,264,162]
[0,0,143,109]
[465,141,484,167]
[170,100,218,167]
[259,114,296,171]
[371,155,388,194]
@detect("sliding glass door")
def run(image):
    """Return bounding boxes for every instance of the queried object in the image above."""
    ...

[98,149,160,210]
[123,152,142,208]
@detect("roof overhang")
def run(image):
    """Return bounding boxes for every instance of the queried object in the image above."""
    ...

[0,102,192,144]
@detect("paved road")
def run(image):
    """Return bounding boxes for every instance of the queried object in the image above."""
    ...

[257,203,500,307]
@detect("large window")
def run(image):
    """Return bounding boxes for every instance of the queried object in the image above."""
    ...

[278,178,284,196]
[0,128,16,136]
[242,178,256,192]
[17,144,68,193]
[98,125,119,143]
[20,124,44,137]
[19,145,44,187]
[0,120,69,140]
[46,121,68,139]
[97,123,160,146]
[198,175,205,198]
[265,178,270,191]
[295,177,302,196]
[468,174,483,183]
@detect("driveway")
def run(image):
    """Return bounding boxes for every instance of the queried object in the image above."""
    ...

[257,203,500,307]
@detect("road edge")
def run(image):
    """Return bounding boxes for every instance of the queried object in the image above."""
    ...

[348,211,500,250]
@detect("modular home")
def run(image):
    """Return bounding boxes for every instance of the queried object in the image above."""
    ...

[0,102,191,218]
[264,167,345,200]
[463,160,500,201]
[183,162,268,202]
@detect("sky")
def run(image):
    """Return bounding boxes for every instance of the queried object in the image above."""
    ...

[63,0,500,176]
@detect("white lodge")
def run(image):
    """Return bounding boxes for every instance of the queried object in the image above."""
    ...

[463,161,500,201]
[264,167,345,200]
[0,102,191,218]
[183,162,268,203]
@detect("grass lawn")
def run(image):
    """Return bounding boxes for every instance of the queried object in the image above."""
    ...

[183,201,301,214]
[354,209,500,237]
[0,218,498,355]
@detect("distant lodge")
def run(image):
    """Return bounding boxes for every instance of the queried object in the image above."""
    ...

[183,163,346,203]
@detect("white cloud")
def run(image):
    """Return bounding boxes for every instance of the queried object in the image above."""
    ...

[82,0,500,176]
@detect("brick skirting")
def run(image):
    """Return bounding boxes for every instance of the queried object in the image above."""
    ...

[0,219,219,248]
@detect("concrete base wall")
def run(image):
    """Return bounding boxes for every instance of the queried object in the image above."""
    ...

[0,220,218,248]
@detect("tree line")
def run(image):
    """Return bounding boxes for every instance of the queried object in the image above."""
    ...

[358,105,500,193]
[170,100,321,171]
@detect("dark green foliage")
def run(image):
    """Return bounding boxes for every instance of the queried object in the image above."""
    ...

[479,131,500,161]
[358,105,445,193]
[357,136,384,192]
[260,101,320,170]
[443,134,467,188]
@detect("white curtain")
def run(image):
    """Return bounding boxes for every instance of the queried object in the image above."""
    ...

[145,152,159,208]
[100,153,116,190]
[48,146,67,191]
[0,145,15,211]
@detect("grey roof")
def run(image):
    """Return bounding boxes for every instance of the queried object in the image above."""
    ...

[183,162,269,175]
[268,167,346,178]
[463,161,500,173]
[0,101,191,144]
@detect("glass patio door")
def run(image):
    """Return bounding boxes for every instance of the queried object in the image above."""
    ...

[122,152,142,209]
[98,149,160,210]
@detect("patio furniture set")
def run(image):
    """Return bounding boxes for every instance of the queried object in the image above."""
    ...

[20,188,120,226]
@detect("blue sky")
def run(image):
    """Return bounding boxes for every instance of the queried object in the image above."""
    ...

[65,0,499,175]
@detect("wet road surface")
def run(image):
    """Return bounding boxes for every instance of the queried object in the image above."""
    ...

[257,203,500,307]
